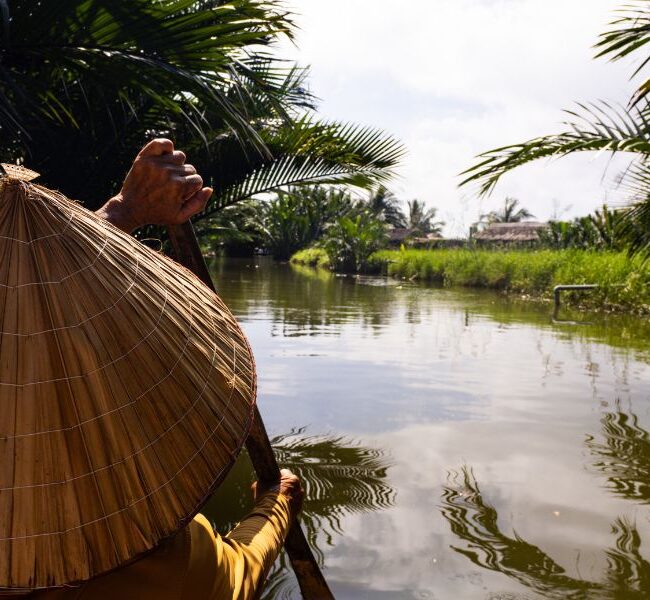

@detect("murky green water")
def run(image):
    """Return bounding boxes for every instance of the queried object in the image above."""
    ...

[203,257,650,599]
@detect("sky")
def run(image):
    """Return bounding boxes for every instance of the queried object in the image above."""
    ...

[278,0,638,237]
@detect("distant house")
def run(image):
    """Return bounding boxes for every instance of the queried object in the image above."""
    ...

[410,232,445,248]
[387,227,416,246]
[472,222,548,244]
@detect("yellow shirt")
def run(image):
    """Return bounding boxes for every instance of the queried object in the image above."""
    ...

[30,493,291,600]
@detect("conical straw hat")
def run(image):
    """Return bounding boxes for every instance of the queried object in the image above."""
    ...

[0,169,256,591]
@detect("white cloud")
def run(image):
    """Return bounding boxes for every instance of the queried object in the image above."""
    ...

[277,0,638,236]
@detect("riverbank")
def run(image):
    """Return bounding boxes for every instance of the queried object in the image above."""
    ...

[291,248,650,313]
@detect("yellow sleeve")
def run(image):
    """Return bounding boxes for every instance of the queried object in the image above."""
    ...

[182,492,292,600]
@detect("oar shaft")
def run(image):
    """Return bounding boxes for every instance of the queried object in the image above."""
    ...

[167,222,335,600]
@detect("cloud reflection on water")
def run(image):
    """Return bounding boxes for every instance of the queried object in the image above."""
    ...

[208,259,650,597]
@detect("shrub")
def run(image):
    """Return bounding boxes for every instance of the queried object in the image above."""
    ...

[290,247,331,269]
[323,213,387,273]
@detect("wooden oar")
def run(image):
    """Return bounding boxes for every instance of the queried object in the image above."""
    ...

[167,221,335,600]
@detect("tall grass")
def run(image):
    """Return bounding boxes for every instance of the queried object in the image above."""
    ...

[372,249,650,313]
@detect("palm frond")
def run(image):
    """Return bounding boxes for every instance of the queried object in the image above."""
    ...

[206,117,406,214]
[460,102,650,196]
[595,2,650,105]
[0,0,294,144]
[614,160,650,257]
[595,1,650,77]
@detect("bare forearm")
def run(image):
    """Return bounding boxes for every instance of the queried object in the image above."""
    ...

[95,194,139,233]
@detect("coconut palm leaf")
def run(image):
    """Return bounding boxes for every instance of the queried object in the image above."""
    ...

[28,55,317,209]
[366,185,407,227]
[614,161,650,256]
[206,117,406,215]
[460,101,650,196]
[594,1,650,106]
[595,1,650,101]
[481,197,534,224]
[0,0,293,145]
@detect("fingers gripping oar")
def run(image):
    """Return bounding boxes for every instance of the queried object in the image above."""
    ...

[167,221,335,600]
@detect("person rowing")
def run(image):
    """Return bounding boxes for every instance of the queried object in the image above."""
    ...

[0,139,304,600]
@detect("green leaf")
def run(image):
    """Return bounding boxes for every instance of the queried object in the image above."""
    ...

[460,102,650,197]
[207,117,406,213]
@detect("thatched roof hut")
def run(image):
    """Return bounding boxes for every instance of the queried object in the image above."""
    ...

[410,232,444,247]
[473,221,548,243]
[387,227,416,245]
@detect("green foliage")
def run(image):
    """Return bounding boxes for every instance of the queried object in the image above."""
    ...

[0,1,404,212]
[290,247,331,269]
[461,102,650,196]
[208,117,406,216]
[541,205,626,250]
[323,213,388,273]
[460,2,650,258]
[595,0,650,103]
[194,200,265,256]
[260,186,354,260]
[373,248,650,312]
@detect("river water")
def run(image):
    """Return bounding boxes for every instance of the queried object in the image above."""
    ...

[203,257,650,599]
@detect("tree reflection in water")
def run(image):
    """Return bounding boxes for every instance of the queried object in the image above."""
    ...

[441,467,650,599]
[587,408,650,503]
[242,429,395,599]
[203,429,393,598]
[272,429,394,558]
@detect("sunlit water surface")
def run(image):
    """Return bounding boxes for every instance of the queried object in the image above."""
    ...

[203,258,650,600]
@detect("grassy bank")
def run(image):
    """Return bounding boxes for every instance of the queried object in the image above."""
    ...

[291,247,331,269]
[372,249,650,313]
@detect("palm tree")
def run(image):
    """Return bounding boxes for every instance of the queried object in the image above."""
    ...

[460,1,650,256]
[323,212,388,272]
[481,197,535,224]
[405,199,445,234]
[0,1,404,213]
[258,186,355,260]
[366,185,406,227]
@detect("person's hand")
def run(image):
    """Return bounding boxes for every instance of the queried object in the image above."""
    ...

[252,469,304,516]
[96,138,212,233]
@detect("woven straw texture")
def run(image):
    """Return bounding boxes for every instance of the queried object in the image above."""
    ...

[0,177,256,591]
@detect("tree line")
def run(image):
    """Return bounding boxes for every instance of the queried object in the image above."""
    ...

[197,184,445,269]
